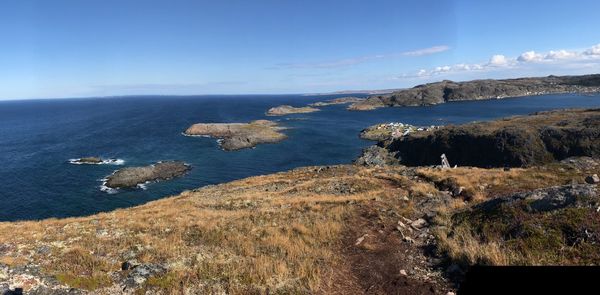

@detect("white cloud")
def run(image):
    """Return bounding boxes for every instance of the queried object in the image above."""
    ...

[408,43,600,79]
[545,50,577,60]
[402,45,450,57]
[488,55,509,66]
[584,44,600,56]
[518,51,543,62]
[272,45,450,69]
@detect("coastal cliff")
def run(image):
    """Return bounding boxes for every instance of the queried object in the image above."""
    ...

[383,108,600,167]
[348,74,600,110]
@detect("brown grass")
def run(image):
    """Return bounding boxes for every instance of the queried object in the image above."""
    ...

[0,165,416,294]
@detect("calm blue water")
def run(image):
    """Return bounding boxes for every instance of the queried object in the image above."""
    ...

[0,93,599,221]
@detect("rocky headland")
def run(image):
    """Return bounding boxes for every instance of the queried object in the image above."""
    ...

[308,96,365,107]
[348,74,600,110]
[104,161,190,189]
[378,108,600,168]
[184,120,286,151]
[265,105,319,116]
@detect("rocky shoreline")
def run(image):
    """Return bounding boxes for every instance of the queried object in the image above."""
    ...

[184,120,287,150]
[104,161,191,189]
[348,74,600,110]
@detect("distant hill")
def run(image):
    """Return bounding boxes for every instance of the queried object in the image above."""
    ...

[346,74,600,110]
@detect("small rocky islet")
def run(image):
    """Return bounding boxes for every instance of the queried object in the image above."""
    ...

[183,119,287,151]
[104,161,191,189]
[265,104,320,116]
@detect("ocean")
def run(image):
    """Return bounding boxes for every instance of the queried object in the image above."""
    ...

[1,93,599,221]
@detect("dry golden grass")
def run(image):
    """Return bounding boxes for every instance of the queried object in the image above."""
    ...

[0,165,415,294]
[417,163,589,203]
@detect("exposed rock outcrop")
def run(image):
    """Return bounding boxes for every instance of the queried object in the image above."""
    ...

[385,108,600,167]
[184,120,286,150]
[104,161,190,189]
[354,146,400,166]
[266,105,319,116]
[350,74,600,110]
[443,184,600,266]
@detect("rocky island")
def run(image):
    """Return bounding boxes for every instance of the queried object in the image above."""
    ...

[266,105,319,116]
[348,74,600,110]
[184,120,287,150]
[104,161,191,189]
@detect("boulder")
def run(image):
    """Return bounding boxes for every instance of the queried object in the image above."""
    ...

[585,174,600,184]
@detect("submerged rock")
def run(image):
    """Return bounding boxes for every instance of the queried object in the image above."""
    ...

[184,120,287,150]
[104,161,190,189]
[266,105,319,116]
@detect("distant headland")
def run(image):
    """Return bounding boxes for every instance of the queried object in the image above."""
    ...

[347,74,600,110]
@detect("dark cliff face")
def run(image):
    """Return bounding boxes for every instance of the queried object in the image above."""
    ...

[369,74,600,107]
[385,109,600,167]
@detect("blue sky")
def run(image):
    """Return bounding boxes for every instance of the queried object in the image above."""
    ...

[1,0,600,99]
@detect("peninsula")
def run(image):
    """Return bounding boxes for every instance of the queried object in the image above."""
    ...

[348,74,600,110]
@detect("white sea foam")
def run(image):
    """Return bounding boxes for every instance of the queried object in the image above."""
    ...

[136,181,151,190]
[99,177,119,194]
[68,158,125,165]
[181,132,212,138]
